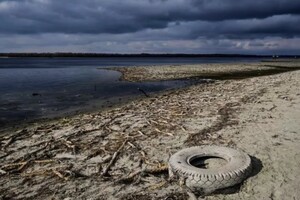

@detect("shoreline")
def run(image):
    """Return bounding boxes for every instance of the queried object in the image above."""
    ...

[0,61,300,199]
[104,60,300,82]
[2,60,299,133]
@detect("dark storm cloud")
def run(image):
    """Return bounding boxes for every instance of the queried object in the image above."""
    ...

[0,0,300,36]
[185,15,300,39]
[0,0,299,53]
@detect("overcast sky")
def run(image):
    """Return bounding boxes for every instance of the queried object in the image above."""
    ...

[0,0,299,54]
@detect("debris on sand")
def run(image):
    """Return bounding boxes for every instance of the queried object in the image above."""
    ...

[1,60,300,199]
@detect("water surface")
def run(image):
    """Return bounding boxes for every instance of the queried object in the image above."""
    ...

[0,57,261,126]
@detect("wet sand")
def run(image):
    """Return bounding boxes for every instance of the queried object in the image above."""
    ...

[0,60,300,199]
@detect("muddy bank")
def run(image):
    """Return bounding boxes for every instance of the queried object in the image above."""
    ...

[1,61,300,199]
[106,60,300,82]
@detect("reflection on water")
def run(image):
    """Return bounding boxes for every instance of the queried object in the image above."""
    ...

[0,57,260,125]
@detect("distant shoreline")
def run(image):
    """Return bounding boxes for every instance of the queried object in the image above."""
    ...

[0,52,298,58]
[106,60,300,82]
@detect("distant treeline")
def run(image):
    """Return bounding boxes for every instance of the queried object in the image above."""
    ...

[0,53,297,58]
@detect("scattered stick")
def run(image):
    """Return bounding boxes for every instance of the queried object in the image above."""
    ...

[154,128,174,137]
[62,139,77,154]
[147,181,168,191]
[268,104,277,111]
[1,159,55,172]
[137,88,150,97]
[78,128,101,135]
[2,137,15,150]
[21,166,68,177]
[1,162,27,168]
[157,119,169,124]
[155,128,163,133]
[101,140,128,177]
[140,150,146,158]
[179,125,187,132]
[144,164,168,174]
[116,164,168,183]
[1,130,27,150]
[116,170,142,183]
[17,161,30,172]
[165,132,174,137]
[150,120,159,125]
[52,169,68,181]
[137,130,147,137]
[34,159,55,164]
[127,141,137,149]
[22,170,52,177]
[0,169,7,175]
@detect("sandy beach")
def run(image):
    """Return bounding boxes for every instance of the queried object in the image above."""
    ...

[1,60,300,199]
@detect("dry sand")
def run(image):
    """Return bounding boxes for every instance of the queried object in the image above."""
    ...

[108,61,300,82]
[0,61,300,199]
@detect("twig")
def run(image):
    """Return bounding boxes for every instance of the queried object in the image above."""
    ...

[116,170,142,183]
[0,169,7,175]
[22,170,52,177]
[179,125,187,132]
[155,128,174,137]
[137,88,150,97]
[34,159,55,164]
[150,120,159,125]
[116,164,168,183]
[62,139,77,154]
[165,132,174,137]
[52,169,69,181]
[17,161,30,172]
[1,159,55,169]
[1,162,27,168]
[21,166,68,177]
[127,141,137,149]
[155,128,163,133]
[268,104,277,111]
[1,130,26,150]
[101,140,128,177]
[147,181,168,191]
[144,164,168,174]
[2,137,15,150]
[137,130,147,137]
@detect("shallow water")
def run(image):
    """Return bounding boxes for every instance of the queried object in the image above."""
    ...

[0,57,261,125]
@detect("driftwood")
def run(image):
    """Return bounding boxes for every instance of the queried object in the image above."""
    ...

[52,169,69,181]
[1,129,28,150]
[116,164,168,183]
[0,169,7,175]
[20,166,72,178]
[101,140,128,177]
[147,181,168,191]
[0,159,56,175]
[1,159,54,168]
[137,88,150,97]
[116,170,142,183]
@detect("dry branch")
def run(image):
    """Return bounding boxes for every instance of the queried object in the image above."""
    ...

[101,140,128,177]
[116,164,168,183]
[0,169,7,175]
[52,169,69,181]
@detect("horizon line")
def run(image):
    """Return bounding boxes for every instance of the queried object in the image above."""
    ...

[0,52,299,58]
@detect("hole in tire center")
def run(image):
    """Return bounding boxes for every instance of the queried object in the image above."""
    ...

[189,156,228,169]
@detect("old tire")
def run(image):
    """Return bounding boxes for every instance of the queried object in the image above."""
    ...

[169,146,252,194]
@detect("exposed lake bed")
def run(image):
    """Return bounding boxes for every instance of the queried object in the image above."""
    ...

[2,57,232,127]
[0,59,300,199]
